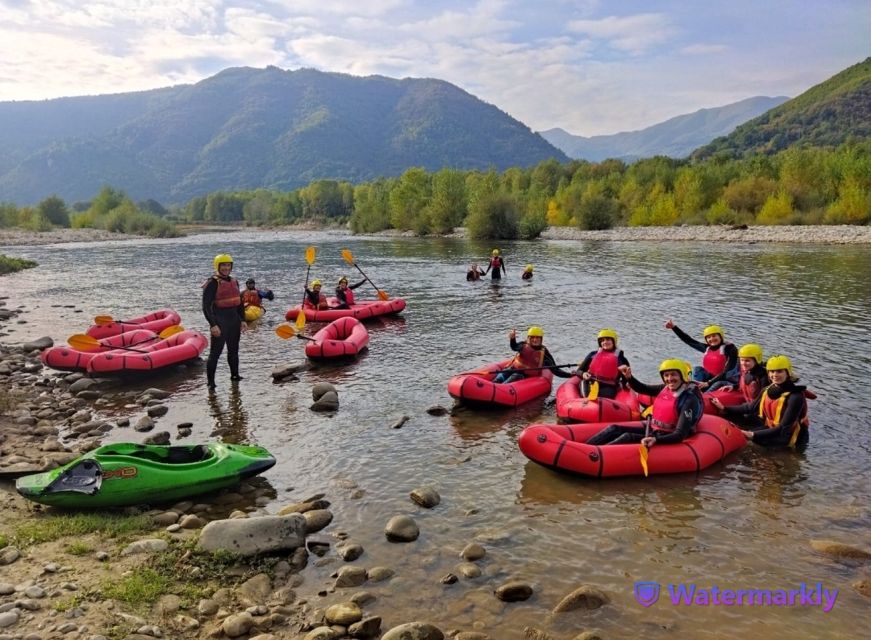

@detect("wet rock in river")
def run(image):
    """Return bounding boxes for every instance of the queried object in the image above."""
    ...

[134,416,155,432]
[381,622,444,640]
[367,566,395,583]
[426,405,449,416]
[142,387,171,400]
[552,585,610,612]
[272,362,311,380]
[335,566,367,588]
[410,486,440,509]
[337,543,364,561]
[303,509,333,534]
[349,615,382,639]
[495,581,533,602]
[143,431,171,445]
[390,415,410,429]
[455,633,492,640]
[523,628,556,640]
[385,515,419,542]
[304,628,341,640]
[572,631,604,640]
[311,390,339,412]
[312,382,337,400]
[456,563,481,579]
[852,579,871,597]
[325,602,362,625]
[460,543,486,561]
[810,540,871,560]
[146,404,169,418]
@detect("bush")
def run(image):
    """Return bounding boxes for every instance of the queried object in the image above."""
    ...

[824,177,871,224]
[466,194,520,240]
[519,207,548,239]
[577,195,618,230]
[756,190,794,225]
[37,196,70,227]
[705,199,740,225]
[0,254,38,275]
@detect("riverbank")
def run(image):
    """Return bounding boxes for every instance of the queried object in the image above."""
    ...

[0,228,140,247]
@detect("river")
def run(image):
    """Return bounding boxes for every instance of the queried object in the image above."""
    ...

[2,230,870,639]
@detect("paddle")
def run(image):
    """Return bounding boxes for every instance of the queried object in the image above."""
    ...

[68,325,184,352]
[296,246,317,330]
[275,324,316,342]
[341,248,389,301]
[639,415,651,477]
[492,363,575,374]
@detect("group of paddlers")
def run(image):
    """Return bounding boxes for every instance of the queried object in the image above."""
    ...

[496,323,811,451]
[467,249,534,282]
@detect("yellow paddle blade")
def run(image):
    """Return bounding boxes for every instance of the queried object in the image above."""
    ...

[305,246,317,265]
[275,324,296,339]
[639,445,649,477]
[341,248,354,265]
[295,312,306,331]
[94,315,114,325]
[588,380,600,401]
[377,289,389,301]
[68,334,102,351]
[158,324,184,339]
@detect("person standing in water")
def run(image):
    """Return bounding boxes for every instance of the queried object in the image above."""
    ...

[483,249,506,281]
[202,254,246,390]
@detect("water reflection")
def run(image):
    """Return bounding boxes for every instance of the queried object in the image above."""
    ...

[207,384,250,443]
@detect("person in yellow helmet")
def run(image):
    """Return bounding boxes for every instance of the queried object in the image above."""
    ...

[466,262,486,282]
[202,254,246,389]
[586,359,703,447]
[304,279,329,310]
[521,264,534,281]
[573,329,631,399]
[713,355,810,448]
[712,343,768,409]
[664,320,738,390]
[483,249,506,281]
[334,275,366,309]
[493,326,572,384]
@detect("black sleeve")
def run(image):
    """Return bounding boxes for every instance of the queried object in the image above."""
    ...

[654,390,703,444]
[626,376,664,396]
[202,278,218,326]
[483,262,491,274]
[544,348,572,378]
[618,351,630,367]
[721,394,762,422]
[672,325,707,353]
[707,344,739,384]
[500,258,507,275]
[509,337,522,352]
[350,279,366,289]
[750,393,805,443]
[335,288,348,304]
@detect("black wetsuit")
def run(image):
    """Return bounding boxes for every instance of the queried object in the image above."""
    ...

[521,271,533,280]
[202,275,244,387]
[721,381,809,448]
[484,257,506,280]
[333,279,365,309]
[575,349,631,399]
[670,325,738,385]
[586,378,703,445]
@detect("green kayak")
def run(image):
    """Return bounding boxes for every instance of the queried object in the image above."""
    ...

[15,442,276,508]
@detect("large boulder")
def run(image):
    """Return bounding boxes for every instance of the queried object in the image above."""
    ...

[197,515,306,556]
[23,336,53,351]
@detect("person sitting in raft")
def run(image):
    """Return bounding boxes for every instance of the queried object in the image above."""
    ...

[665,320,738,391]
[521,264,534,280]
[586,359,703,448]
[493,326,573,384]
[466,263,486,281]
[483,249,506,281]
[711,355,810,449]
[334,276,366,309]
[241,278,274,310]
[716,343,768,405]
[304,279,329,310]
[573,329,630,399]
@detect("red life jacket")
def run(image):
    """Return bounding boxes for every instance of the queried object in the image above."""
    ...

[303,291,327,309]
[702,344,730,375]
[343,288,356,306]
[241,289,262,308]
[758,387,809,447]
[213,276,240,309]
[490,257,502,269]
[650,386,682,432]
[587,349,619,384]
[510,344,545,377]
[739,369,763,403]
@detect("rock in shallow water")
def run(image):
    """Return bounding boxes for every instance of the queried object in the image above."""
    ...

[385,515,419,542]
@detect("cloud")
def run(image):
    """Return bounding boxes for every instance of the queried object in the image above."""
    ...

[567,13,675,53]
[681,43,729,55]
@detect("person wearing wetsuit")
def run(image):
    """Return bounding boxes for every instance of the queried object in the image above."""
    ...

[334,276,366,309]
[483,249,506,281]
[241,278,274,309]
[202,253,245,389]
[573,328,631,400]
[493,326,573,384]
[521,264,534,280]
[304,280,329,310]
[713,355,810,448]
[586,359,703,447]
[467,263,486,281]
[665,320,738,390]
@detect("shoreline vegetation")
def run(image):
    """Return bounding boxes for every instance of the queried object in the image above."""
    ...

[0,253,37,275]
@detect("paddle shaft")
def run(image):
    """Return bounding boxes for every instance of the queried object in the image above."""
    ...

[351,262,383,295]
[493,363,574,374]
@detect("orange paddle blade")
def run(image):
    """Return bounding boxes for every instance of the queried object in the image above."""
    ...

[275,324,296,339]
[295,311,306,331]
[68,334,102,351]
[377,289,389,301]
[341,248,354,265]
[305,246,316,264]
[158,324,184,339]
[639,445,649,477]
[93,315,114,325]
[588,380,600,401]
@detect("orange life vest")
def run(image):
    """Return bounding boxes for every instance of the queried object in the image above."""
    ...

[303,291,327,309]
[241,289,262,308]
[758,387,809,447]
[510,344,545,377]
[587,349,619,384]
[212,276,240,309]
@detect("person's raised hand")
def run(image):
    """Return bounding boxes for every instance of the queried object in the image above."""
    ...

[509,328,516,340]
[664,319,675,330]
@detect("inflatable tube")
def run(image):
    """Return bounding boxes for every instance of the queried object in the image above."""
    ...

[518,415,747,478]
[556,376,643,423]
[447,359,554,408]
[304,316,369,360]
[86,309,182,339]
[285,298,406,323]
[86,329,208,375]
[244,306,264,323]
[40,329,159,373]
[702,387,746,414]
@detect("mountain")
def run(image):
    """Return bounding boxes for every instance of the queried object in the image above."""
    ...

[693,57,871,159]
[0,67,567,205]
[540,96,789,162]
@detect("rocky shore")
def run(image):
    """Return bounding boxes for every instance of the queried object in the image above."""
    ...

[0,229,139,247]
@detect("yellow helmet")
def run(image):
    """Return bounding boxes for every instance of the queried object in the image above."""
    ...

[311,279,322,287]
[766,355,794,379]
[525,264,533,272]
[703,324,725,340]
[659,358,691,382]
[213,254,233,271]
[492,249,500,256]
[738,343,763,364]
[597,328,618,345]
[338,276,349,284]
[527,326,544,338]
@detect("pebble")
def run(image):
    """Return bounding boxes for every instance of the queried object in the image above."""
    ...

[410,487,440,509]
[460,543,486,561]
[553,585,610,612]
[381,622,444,640]
[384,515,419,542]
[495,581,533,602]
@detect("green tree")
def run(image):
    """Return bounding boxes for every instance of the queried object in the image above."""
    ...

[388,168,431,231]
[824,177,871,224]
[350,179,392,233]
[756,190,794,225]
[37,195,70,227]
[428,169,467,234]
[466,194,520,239]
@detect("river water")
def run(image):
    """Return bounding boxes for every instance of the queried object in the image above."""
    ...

[2,231,870,639]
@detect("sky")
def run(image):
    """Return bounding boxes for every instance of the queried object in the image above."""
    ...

[0,0,868,136]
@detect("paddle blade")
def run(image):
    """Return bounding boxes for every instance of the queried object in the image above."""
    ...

[68,334,102,351]
[158,324,184,339]
[639,445,649,477]
[94,315,114,325]
[305,246,316,265]
[588,380,600,401]
[275,324,296,339]
[377,289,389,301]
[295,312,306,331]
[340,248,354,265]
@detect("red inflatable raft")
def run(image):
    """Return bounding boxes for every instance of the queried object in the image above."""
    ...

[304,317,369,360]
[518,415,747,478]
[702,387,746,414]
[86,309,182,339]
[40,329,159,372]
[447,359,554,408]
[556,376,646,423]
[285,298,406,323]
[86,329,208,375]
